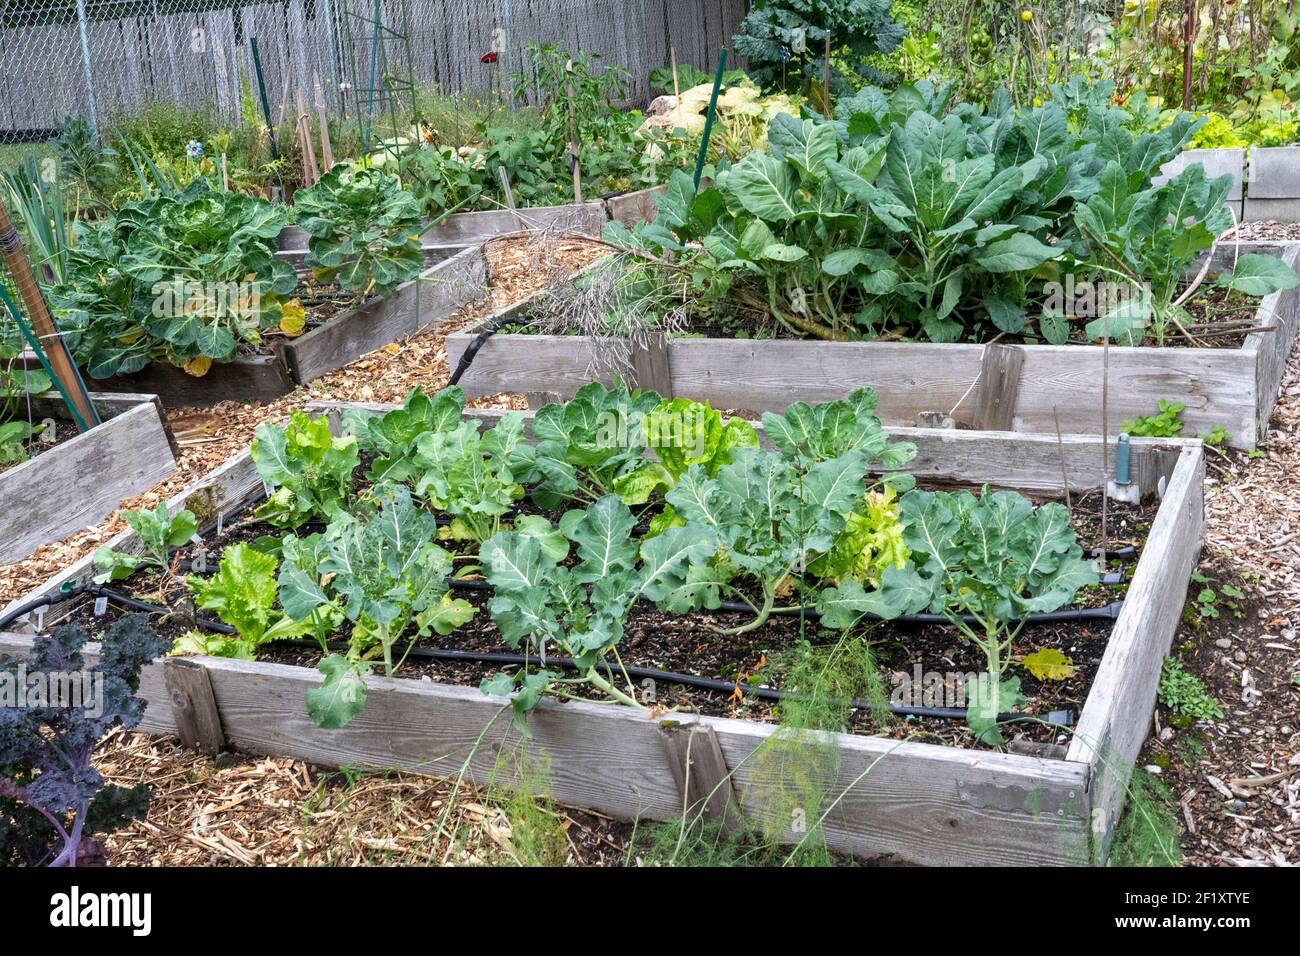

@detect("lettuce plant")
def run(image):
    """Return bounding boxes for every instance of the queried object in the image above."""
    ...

[293,164,424,298]
[177,543,336,659]
[480,494,715,731]
[251,411,360,529]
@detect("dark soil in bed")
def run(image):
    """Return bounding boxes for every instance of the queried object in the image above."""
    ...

[52,482,1156,752]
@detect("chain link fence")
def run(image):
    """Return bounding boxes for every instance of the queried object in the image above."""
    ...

[1,0,749,144]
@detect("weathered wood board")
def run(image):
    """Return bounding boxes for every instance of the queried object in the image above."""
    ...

[0,396,177,564]
[1,403,1205,866]
[281,245,486,384]
[446,242,1300,449]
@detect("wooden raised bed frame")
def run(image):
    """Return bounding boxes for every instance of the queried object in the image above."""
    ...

[0,392,178,564]
[0,398,1203,865]
[445,242,1300,449]
[79,245,487,407]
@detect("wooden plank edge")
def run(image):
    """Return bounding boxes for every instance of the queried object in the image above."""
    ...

[1065,444,1205,862]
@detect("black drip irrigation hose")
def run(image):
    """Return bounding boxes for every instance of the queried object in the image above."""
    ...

[2,582,1079,727]
[276,638,1075,726]
[444,577,1127,625]
[447,314,536,387]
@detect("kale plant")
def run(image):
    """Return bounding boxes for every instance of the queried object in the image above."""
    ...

[0,614,166,866]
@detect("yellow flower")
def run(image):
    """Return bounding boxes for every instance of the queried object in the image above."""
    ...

[1021,9,1033,20]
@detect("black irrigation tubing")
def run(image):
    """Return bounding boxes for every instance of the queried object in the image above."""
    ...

[443,577,1128,625]
[0,582,235,634]
[6,586,1075,727]
[447,314,536,387]
[274,638,1075,727]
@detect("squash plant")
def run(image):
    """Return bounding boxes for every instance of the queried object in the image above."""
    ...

[293,164,424,299]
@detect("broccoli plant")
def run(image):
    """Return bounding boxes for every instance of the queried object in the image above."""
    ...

[293,164,425,298]
[820,488,1098,744]
[251,411,360,529]
[92,504,198,584]
[525,380,674,509]
[0,614,166,866]
[343,385,467,485]
[276,487,476,729]
[480,494,715,732]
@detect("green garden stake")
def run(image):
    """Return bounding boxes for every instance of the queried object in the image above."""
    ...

[249,38,281,166]
[692,49,728,192]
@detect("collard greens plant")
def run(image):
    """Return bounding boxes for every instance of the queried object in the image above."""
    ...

[608,79,1296,347]
[293,164,424,298]
[92,504,198,583]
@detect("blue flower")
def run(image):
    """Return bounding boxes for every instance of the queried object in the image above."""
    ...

[185,140,203,159]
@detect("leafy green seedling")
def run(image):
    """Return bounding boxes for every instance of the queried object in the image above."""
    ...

[93,504,198,583]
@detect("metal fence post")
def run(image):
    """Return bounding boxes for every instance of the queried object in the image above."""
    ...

[75,0,100,141]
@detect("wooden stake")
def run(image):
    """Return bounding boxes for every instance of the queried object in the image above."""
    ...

[1053,405,1072,515]
[670,47,680,100]
[296,88,320,186]
[497,165,525,231]
[314,72,334,173]
[565,58,582,203]
[0,198,96,431]
[822,29,832,118]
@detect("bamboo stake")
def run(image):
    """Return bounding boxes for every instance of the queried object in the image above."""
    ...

[0,199,97,431]
[314,71,334,173]
[565,59,582,203]
[296,88,320,186]
[670,47,680,100]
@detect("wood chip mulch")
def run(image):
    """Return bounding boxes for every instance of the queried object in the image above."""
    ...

[1139,334,1300,867]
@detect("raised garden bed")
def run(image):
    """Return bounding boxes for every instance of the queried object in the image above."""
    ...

[0,392,178,564]
[277,187,663,252]
[77,245,487,407]
[1159,146,1300,222]
[446,242,1300,449]
[0,399,1204,865]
